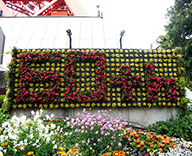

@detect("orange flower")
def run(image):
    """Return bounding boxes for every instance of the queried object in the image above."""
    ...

[59,147,64,151]
[136,140,140,144]
[67,151,73,154]
[62,119,65,121]
[140,142,144,146]
[173,145,177,148]
[159,148,163,152]
[18,145,25,150]
[158,135,162,139]
[102,154,109,156]
[137,145,141,148]
[1,142,8,146]
[72,149,78,153]
[147,138,151,141]
[113,151,119,155]
[135,135,139,138]
[61,154,67,156]
[119,150,125,155]
[27,151,34,155]
[56,119,59,121]
[57,151,65,154]
[58,123,62,125]
[139,131,144,135]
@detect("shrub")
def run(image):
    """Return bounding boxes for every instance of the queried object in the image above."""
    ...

[148,108,192,141]
[0,95,5,107]
[0,95,10,125]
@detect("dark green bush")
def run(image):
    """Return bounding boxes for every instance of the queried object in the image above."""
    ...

[0,95,6,106]
[0,95,10,124]
[148,107,192,141]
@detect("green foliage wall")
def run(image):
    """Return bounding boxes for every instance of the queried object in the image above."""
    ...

[6,48,182,109]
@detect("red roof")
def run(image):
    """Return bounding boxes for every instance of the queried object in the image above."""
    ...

[0,0,12,16]
[0,0,87,16]
[65,0,87,16]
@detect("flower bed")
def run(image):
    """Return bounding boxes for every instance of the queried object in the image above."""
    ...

[0,110,191,156]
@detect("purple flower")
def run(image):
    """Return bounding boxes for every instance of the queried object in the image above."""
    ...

[118,142,122,146]
[97,115,102,121]
[95,131,98,134]
[82,140,85,144]
[97,138,102,142]
[75,143,79,147]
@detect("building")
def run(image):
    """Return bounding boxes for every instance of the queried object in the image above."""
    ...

[0,26,7,94]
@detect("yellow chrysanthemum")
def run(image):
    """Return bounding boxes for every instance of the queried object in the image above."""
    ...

[27,151,34,155]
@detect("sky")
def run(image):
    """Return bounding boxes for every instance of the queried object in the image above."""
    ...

[78,0,175,49]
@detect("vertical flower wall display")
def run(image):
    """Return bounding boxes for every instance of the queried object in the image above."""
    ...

[60,49,107,104]
[7,48,181,109]
[110,64,142,102]
[144,62,178,104]
[106,49,180,107]
[12,49,62,109]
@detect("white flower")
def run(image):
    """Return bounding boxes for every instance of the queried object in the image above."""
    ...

[51,114,54,118]
[31,110,35,115]
[20,115,26,121]
[53,144,57,149]
[50,123,56,129]
[0,151,3,156]
[45,115,50,120]
[39,109,43,114]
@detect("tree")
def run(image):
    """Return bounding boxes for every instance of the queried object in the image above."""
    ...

[158,0,192,89]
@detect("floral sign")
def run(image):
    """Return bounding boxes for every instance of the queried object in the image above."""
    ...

[8,48,180,109]
[61,49,107,103]
[110,62,178,105]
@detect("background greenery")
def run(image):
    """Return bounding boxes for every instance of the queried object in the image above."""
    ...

[158,0,192,90]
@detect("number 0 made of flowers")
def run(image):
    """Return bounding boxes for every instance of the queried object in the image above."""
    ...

[62,49,107,103]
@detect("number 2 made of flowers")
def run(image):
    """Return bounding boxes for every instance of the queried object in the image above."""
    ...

[62,49,107,103]
[13,50,62,106]
[15,64,62,104]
